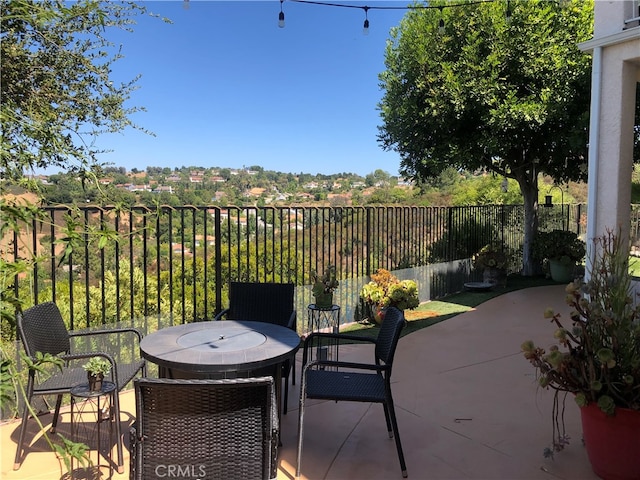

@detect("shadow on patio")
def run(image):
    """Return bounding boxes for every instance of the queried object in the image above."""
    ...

[1,285,599,479]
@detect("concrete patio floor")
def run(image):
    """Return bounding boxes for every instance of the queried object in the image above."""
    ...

[1,284,600,479]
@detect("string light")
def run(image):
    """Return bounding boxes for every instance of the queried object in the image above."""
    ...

[278,0,285,28]
[277,0,503,33]
[363,6,370,35]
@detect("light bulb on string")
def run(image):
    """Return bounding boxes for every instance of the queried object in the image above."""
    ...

[278,0,285,28]
[363,6,370,35]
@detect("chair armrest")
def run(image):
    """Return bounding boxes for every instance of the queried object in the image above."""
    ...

[301,332,376,370]
[303,331,376,346]
[213,308,230,321]
[302,331,375,355]
[302,359,389,376]
[69,327,143,344]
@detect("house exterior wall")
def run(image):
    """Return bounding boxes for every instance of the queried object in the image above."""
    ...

[579,0,640,263]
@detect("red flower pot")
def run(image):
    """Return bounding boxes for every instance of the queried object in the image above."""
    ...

[580,403,640,480]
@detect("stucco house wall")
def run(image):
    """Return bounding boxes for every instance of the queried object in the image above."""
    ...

[579,0,640,268]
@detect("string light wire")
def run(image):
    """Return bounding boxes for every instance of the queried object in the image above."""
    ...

[279,0,500,33]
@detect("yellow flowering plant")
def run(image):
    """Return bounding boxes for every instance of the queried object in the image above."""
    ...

[359,269,419,322]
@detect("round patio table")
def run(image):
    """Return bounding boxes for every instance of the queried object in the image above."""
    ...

[140,320,300,378]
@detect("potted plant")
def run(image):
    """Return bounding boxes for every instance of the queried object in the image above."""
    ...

[359,268,419,324]
[472,244,508,286]
[533,229,586,282]
[311,265,339,309]
[82,356,111,392]
[522,231,640,480]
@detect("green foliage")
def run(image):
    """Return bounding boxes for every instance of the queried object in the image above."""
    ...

[472,245,508,270]
[82,356,111,376]
[311,265,339,296]
[533,229,586,264]
[1,0,159,180]
[0,0,161,333]
[53,434,91,473]
[0,346,90,472]
[428,210,512,263]
[378,0,596,274]
[379,0,593,184]
[0,357,16,412]
[450,175,522,206]
[358,269,419,322]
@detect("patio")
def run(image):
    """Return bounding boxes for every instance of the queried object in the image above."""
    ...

[1,284,599,479]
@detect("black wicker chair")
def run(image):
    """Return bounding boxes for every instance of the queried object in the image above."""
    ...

[296,306,408,478]
[214,282,297,413]
[130,376,279,480]
[13,301,145,473]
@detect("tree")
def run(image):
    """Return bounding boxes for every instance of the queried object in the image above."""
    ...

[378,0,594,274]
[1,0,160,323]
[0,0,162,183]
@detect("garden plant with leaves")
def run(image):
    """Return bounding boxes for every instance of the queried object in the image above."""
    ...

[522,231,640,457]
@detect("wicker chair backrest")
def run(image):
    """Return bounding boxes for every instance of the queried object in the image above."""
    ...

[17,302,70,357]
[132,376,278,480]
[227,282,294,327]
[374,306,405,366]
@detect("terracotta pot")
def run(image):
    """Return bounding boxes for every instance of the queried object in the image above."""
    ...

[87,372,104,392]
[580,403,640,480]
[373,306,386,325]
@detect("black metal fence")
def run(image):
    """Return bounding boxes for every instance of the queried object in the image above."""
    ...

[2,203,589,337]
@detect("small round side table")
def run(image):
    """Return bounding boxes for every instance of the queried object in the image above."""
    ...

[70,380,116,479]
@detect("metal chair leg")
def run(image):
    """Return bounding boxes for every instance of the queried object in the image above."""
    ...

[386,396,408,478]
[50,394,63,433]
[13,398,31,470]
[295,374,307,477]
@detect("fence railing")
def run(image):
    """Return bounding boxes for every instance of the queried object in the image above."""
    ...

[2,203,592,338]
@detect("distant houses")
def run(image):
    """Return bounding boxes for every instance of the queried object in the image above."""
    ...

[25,166,414,207]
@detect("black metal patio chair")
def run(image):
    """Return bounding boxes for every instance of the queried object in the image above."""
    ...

[13,301,145,474]
[130,376,279,480]
[214,281,298,413]
[296,305,408,478]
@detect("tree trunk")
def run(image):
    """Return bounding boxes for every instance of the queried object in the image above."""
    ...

[515,165,539,276]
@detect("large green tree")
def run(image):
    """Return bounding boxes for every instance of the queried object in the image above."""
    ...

[1,0,159,182]
[378,0,594,274]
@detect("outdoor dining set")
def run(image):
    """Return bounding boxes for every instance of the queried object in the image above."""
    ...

[11,282,408,479]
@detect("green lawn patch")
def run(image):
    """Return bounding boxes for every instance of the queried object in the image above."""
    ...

[341,274,560,339]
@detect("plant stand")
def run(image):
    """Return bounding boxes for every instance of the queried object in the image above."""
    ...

[70,381,116,479]
[306,304,341,374]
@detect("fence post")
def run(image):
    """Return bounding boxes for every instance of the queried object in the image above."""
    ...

[214,207,222,316]
[366,207,371,277]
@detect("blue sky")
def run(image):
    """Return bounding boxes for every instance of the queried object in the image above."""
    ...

[97,1,409,177]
